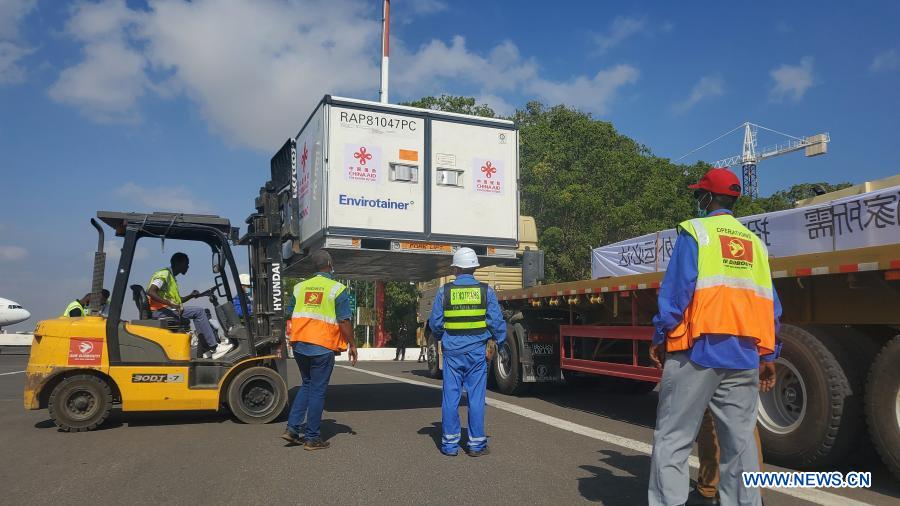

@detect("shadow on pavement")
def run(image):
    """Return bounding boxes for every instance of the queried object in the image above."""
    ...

[525,383,659,429]
[407,364,660,429]
[34,409,232,431]
[278,418,356,446]
[320,418,356,441]
[417,422,471,453]
[577,449,650,504]
[409,369,435,379]
[324,382,442,412]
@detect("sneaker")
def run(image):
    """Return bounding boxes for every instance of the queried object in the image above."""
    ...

[280,430,306,445]
[467,446,491,457]
[440,448,459,457]
[201,351,213,359]
[211,342,235,359]
[304,439,331,451]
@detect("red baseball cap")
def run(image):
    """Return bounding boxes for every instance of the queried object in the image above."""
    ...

[689,168,741,197]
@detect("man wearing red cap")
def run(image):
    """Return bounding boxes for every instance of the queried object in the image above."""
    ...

[648,168,781,506]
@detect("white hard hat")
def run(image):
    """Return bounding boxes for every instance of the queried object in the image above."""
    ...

[239,273,251,286]
[451,247,480,269]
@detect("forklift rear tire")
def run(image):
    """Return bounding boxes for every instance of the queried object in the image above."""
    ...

[227,366,287,424]
[48,374,113,432]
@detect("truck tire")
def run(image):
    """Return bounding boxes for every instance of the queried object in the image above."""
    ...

[758,325,864,469]
[48,374,113,432]
[227,366,287,424]
[493,335,530,395]
[865,335,900,481]
[426,332,442,379]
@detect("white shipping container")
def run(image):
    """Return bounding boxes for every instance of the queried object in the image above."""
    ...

[271,96,519,281]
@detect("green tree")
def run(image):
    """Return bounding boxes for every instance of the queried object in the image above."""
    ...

[734,181,853,216]
[383,281,418,344]
[515,102,707,282]
[401,95,498,118]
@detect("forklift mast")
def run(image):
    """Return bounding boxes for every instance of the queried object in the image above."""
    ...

[243,181,290,352]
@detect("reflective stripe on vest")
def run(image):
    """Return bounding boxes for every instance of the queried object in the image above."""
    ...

[62,300,85,317]
[442,283,488,335]
[147,268,181,311]
[668,214,776,355]
[290,275,347,351]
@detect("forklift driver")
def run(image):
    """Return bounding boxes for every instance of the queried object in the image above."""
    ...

[147,252,234,359]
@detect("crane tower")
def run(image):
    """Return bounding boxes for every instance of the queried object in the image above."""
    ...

[710,122,830,198]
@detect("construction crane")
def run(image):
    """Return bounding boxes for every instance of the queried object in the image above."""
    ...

[680,122,830,198]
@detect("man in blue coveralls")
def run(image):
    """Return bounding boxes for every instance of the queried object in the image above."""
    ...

[429,247,506,457]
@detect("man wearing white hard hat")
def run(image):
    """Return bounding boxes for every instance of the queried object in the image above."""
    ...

[233,273,253,318]
[428,247,507,457]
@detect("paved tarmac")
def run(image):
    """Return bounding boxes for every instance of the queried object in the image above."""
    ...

[1,354,897,505]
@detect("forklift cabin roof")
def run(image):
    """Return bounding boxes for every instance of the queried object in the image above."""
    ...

[97,211,235,243]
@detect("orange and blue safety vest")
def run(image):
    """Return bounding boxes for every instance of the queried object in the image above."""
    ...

[653,210,782,369]
[290,274,348,352]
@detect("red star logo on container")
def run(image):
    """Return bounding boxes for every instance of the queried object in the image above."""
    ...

[481,161,497,178]
[354,146,373,165]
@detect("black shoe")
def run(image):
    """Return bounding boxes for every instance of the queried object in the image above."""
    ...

[304,439,331,451]
[686,490,719,506]
[467,446,491,457]
[280,430,306,445]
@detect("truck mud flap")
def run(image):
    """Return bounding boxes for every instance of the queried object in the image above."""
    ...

[520,342,560,383]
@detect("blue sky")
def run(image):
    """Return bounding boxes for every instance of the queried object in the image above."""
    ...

[1,0,899,328]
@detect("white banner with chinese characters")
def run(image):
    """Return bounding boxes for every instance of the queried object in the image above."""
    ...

[591,184,900,278]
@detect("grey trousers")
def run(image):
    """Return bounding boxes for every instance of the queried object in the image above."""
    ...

[649,352,761,506]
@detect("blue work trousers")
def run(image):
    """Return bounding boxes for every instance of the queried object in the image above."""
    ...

[154,306,217,348]
[441,346,488,453]
[287,344,335,440]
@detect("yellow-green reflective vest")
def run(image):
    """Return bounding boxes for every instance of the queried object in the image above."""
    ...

[290,275,347,351]
[62,300,87,317]
[148,268,181,311]
[668,214,776,355]
[442,283,488,335]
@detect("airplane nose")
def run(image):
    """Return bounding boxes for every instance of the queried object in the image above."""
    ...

[21,309,31,320]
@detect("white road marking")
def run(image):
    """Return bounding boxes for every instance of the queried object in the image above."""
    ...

[339,365,872,506]
[0,370,25,376]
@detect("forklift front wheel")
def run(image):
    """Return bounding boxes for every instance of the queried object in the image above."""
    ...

[48,374,113,432]
[226,366,287,424]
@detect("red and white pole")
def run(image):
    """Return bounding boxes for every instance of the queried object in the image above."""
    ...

[379,0,390,104]
[375,0,390,347]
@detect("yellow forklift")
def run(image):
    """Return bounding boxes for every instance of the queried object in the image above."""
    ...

[24,185,292,431]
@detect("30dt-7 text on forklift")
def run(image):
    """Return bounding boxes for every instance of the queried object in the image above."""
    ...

[23,186,291,431]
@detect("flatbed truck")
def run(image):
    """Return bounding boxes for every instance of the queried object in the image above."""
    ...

[419,178,900,480]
